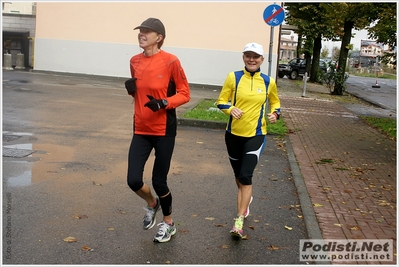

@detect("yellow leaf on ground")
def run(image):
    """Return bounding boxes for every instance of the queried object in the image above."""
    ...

[285,225,293,230]
[313,203,323,207]
[63,236,78,243]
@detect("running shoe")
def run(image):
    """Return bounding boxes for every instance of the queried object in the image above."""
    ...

[142,196,160,230]
[244,196,253,218]
[153,221,177,243]
[230,215,244,238]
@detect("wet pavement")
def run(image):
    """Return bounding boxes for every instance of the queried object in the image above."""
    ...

[2,70,397,265]
[2,70,308,264]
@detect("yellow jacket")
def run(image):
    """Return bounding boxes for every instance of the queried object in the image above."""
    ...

[217,68,281,137]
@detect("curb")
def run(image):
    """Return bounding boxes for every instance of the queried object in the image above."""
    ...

[177,118,226,130]
[284,135,329,265]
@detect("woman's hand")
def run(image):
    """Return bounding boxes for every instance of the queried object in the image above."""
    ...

[231,107,244,120]
[267,113,277,124]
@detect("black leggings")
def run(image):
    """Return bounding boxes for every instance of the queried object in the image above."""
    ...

[127,134,175,197]
[225,131,266,185]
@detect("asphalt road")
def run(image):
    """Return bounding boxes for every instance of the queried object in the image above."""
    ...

[345,75,397,113]
[2,70,309,265]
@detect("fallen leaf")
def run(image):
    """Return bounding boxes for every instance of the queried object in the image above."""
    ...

[297,215,303,218]
[334,224,343,227]
[81,245,93,251]
[350,225,361,231]
[178,229,189,234]
[191,214,198,217]
[214,224,226,227]
[253,219,260,223]
[221,245,229,249]
[165,260,171,264]
[268,245,279,250]
[63,236,78,243]
[73,214,88,219]
[285,225,293,230]
[241,235,249,240]
[248,226,255,230]
[313,203,323,207]
[381,186,392,191]
[205,217,215,221]
[108,228,115,231]
[196,142,203,144]
[92,181,102,186]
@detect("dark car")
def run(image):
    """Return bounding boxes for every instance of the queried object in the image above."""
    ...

[278,58,328,80]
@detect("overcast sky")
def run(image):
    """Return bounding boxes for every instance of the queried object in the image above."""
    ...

[285,28,377,56]
[323,29,371,52]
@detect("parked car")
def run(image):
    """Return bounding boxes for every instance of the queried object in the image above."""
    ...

[278,58,328,79]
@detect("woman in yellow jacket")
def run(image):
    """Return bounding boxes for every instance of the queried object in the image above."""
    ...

[217,42,281,239]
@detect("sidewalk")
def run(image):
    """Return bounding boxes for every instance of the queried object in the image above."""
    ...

[277,78,397,264]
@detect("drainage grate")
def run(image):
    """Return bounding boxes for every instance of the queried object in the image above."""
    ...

[3,147,35,158]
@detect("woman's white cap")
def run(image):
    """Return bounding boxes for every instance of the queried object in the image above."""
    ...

[243,42,264,56]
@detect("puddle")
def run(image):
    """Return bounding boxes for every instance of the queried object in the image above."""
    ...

[8,170,32,187]
[5,161,33,187]
[3,130,75,187]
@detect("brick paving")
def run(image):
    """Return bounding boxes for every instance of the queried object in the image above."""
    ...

[279,79,396,265]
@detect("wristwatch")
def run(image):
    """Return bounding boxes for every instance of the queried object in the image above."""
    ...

[162,99,168,108]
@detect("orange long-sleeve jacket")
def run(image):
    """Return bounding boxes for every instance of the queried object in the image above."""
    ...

[130,50,190,136]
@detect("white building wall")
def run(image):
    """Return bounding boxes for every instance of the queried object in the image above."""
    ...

[34,2,282,86]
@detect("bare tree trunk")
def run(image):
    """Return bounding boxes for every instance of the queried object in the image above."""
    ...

[332,20,353,95]
[309,34,322,82]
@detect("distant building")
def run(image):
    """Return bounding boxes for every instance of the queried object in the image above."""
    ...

[350,40,384,68]
[2,2,36,68]
[279,35,297,61]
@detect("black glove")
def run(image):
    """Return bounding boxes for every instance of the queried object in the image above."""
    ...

[144,95,166,112]
[125,78,137,96]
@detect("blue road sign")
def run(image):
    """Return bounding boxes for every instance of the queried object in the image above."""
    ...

[263,4,285,27]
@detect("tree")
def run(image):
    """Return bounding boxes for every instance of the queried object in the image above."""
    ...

[331,47,340,62]
[321,47,329,59]
[284,3,338,82]
[367,3,397,65]
[321,3,380,95]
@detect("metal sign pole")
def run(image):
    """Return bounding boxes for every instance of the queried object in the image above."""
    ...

[268,26,274,77]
